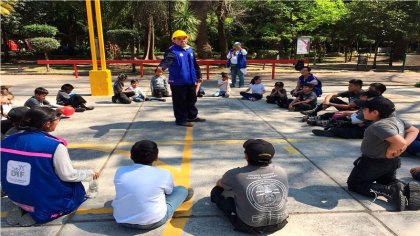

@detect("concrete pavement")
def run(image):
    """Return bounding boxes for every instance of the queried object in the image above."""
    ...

[1,71,419,236]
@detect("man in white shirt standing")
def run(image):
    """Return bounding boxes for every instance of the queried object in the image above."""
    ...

[227,42,247,88]
[112,140,193,229]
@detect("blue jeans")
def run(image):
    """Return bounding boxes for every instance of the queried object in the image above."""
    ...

[231,66,244,87]
[133,94,145,102]
[120,186,188,230]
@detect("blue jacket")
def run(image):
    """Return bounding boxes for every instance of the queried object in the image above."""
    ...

[298,74,322,96]
[226,49,247,69]
[159,44,201,86]
[1,131,86,223]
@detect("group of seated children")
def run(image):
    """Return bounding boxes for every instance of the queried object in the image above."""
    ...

[112,71,169,104]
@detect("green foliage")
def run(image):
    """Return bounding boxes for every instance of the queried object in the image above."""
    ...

[30,37,60,52]
[107,29,140,48]
[23,24,58,38]
[256,50,279,59]
[173,0,200,41]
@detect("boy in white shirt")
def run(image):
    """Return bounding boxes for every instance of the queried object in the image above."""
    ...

[213,72,231,97]
[112,140,193,229]
[127,79,148,102]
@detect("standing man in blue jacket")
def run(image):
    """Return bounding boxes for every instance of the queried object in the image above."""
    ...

[227,42,247,88]
[156,30,205,127]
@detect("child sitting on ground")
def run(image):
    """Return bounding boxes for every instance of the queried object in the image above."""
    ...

[240,76,266,101]
[112,140,193,229]
[127,79,149,102]
[56,84,94,112]
[266,81,287,106]
[287,84,317,111]
[213,72,231,97]
[1,87,14,120]
[150,69,170,98]
[24,87,63,109]
[347,97,419,211]
[1,106,29,139]
[112,74,135,104]
[211,139,288,234]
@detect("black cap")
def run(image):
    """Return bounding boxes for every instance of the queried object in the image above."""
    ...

[7,106,30,123]
[364,96,395,118]
[243,139,275,164]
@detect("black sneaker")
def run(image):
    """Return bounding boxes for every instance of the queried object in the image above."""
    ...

[84,106,94,110]
[184,188,194,202]
[75,107,86,112]
[312,129,335,137]
[111,96,117,103]
[188,117,206,122]
[404,181,420,210]
[390,182,407,211]
[301,110,317,116]
[176,122,194,127]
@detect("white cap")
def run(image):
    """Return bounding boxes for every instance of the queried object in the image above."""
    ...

[233,42,241,46]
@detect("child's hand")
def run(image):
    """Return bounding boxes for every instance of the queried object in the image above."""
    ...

[93,171,100,180]
[410,167,420,175]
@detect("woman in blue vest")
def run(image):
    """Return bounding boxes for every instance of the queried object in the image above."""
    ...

[291,66,322,97]
[156,30,205,127]
[227,42,247,88]
[1,107,99,226]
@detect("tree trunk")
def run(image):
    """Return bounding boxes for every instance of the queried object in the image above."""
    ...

[44,52,50,72]
[190,0,213,59]
[216,0,228,60]
[143,17,156,60]
[344,46,348,63]
[373,43,379,69]
[168,1,174,39]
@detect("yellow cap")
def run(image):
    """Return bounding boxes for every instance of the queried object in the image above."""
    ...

[172,30,188,39]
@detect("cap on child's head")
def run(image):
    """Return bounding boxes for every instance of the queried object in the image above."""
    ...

[7,106,30,123]
[364,96,395,118]
[243,139,275,165]
[221,72,228,77]
[118,73,127,80]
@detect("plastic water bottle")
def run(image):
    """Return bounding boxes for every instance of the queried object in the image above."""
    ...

[88,179,98,198]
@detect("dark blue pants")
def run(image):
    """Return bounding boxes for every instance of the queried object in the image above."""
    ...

[240,92,262,100]
[170,85,198,124]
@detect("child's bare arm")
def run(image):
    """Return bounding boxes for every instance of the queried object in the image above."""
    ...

[385,135,406,158]
[404,126,419,148]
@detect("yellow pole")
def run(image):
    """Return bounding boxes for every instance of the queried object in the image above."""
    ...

[85,0,97,70]
[94,0,106,71]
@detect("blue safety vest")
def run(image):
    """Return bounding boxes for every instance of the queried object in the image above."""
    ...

[1,131,86,223]
[226,49,247,69]
[298,74,323,97]
[168,44,197,86]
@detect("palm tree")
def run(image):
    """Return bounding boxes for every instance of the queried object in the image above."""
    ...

[190,0,213,58]
[173,0,200,42]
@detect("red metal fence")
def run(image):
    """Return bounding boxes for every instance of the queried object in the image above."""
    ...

[37,59,308,80]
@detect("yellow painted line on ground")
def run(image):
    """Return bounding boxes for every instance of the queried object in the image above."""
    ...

[284,144,300,154]
[161,127,193,236]
[76,207,113,214]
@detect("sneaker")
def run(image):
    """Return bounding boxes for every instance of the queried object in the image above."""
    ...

[301,115,310,122]
[111,96,117,103]
[404,181,420,210]
[188,117,206,122]
[84,106,94,110]
[176,122,194,127]
[312,129,335,137]
[19,213,36,226]
[250,97,256,101]
[184,188,194,202]
[161,98,166,102]
[75,107,86,112]
[6,205,22,226]
[390,182,407,211]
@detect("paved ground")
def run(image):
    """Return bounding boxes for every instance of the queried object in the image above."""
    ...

[1,71,419,236]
